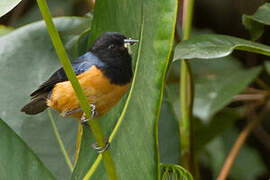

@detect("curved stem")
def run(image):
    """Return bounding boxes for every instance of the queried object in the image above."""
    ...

[48,109,73,172]
[36,0,117,179]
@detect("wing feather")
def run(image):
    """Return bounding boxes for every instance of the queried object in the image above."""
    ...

[30,52,105,96]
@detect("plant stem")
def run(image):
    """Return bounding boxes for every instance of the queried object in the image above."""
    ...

[182,0,194,40]
[179,0,195,175]
[48,109,73,172]
[217,108,267,180]
[36,0,117,179]
[75,123,83,166]
[233,94,265,101]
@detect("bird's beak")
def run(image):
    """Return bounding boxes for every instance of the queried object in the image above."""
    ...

[124,38,139,45]
[124,38,139,47]
[124,38,138,55]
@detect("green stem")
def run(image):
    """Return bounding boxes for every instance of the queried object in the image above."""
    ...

[179,0,195,175]
[75,124,83,166]
[47,109,73,172]
[36,0,117,179]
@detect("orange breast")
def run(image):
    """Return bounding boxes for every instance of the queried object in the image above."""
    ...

[47,66,130,118]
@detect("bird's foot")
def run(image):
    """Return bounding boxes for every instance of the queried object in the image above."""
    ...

[80,104,97,124]
[92,138,110,153]
[80,104,98,131]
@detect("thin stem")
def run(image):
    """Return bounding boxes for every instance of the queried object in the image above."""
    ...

[233,94,265,101]
[217,107,268,180]
[182,0,194,41]
[180,60,191,166]
[179,0,195,175]
[47,109,73,172]
[36,0,117,179]
[83,155,103,180]
[75,123,83,166]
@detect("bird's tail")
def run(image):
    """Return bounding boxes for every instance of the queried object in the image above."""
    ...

[21,93,48,114]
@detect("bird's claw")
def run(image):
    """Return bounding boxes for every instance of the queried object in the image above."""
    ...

[92,138,110,153]
[80,104,97,124]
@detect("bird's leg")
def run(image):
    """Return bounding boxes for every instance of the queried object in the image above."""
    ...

[80,104,98,131]
[80,105,110,153]
[80,104,97,123]
[92,137,110,153]
[65,108,82,116]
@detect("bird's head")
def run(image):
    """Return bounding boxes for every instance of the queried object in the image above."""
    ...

[90,32,138,67]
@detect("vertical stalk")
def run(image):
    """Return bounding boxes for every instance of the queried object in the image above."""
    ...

[75,124,83,165]
[179,0,195,175]
[36,0,117,179]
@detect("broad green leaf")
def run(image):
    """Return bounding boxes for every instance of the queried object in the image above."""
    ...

[265,61,270,75]
[0,25,13,36]
[0,0,22,17]
[168,56,262,121]
[200,127,266,180]
[0,17,91,179]
[173,34,270,60]
[0,118,55,179]
[242,3,270,40]
[72,0,178,179]
[159,91,180,164]
[191,58,261,120]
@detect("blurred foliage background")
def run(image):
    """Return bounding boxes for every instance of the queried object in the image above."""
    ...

[1,0,270,179]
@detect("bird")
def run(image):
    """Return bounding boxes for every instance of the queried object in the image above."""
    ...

[21,32,138,119]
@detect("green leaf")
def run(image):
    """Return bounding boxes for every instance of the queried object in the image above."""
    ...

[0,17,90,179]
[72,0,178,179]
[242,3,270,40]
[173,34,270,60]
[0,118,55,179]
[0,0,22,17]
[159,91,180,164]
[191,58,261,120]
[0,25,13,36]
[168,56,262,120]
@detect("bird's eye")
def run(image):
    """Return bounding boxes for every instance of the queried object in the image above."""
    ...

[108,44,115,49]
